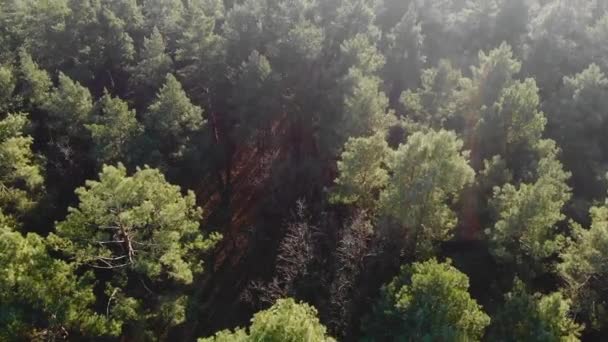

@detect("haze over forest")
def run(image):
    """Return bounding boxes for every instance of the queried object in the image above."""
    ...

[2,0,608,340]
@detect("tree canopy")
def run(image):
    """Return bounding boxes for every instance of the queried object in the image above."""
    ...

[50,164,220,338]
[363,259,490,341]
[1,0,608,340]
[487,279,582,342]
[200,298,335,342]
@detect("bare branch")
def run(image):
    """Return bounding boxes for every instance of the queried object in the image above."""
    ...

[91,263,130,269]
[107,288,118,317]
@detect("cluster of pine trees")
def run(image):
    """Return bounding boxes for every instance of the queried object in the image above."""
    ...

[1,0,608,340]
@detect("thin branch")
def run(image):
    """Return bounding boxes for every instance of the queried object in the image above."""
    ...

[139,277,156,295]
[91,262,130,269]
[98,255,129,261]
[98,240,125,245]
[107,288,118,317]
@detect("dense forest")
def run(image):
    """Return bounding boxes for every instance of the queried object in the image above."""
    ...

[1,0,608,340]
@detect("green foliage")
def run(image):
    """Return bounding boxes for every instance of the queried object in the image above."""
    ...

[86,1,136,67]
[332,129,474,256]
[339,34,393,137]
[0,113,43,218]
[342,69,392,137]
[400,59,462,129]
[43,72,93,138]
[228,50,280,142]
[363,259,490,341]
[559,63,608,146]
[52,164,220,335]
[54,163,219,282]
[380,130,475,255]
[487,279,582,342]
[525,0,592,93]
[331,133,390,208]
[86,92,142,165]
[452,0,499,53]
[284,19,325,62]
[175,0,225,98]
[0,65,16,111]
[558,199,608,332]
[142,0,186,40]
[478,155,513,193]
[143,74,205,162]
[497,79,546,147]
[494,0,529,49]
[2,0,608,339]
[200,298,335,342]
[383,4,425,103]
[587,15,608,71]
[0,224,117,340]
[405,43,544,174]
[18,51,52,107]
[222,0,265,65]
[548,64,608,205]
[478,78,546,162]
[487,140,571,272]
[470,42,521,108]
[6,0,138,90]
[130,27,173,103]
[201,329,249,342]
[3,0,71,66]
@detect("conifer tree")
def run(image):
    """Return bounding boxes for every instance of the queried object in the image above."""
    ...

[363,259,490,341]
[487,279,582,342]
[559,193,608,332]
[0,224,116,340]
[52,164,220,337]
[130,27,173,106]
[200,298,335,342]
[143,74,205,168]
[87,92,142,165]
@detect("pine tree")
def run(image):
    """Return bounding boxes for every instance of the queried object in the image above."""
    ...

[559,194,608,332]
[0,224,116,340]
[486,140,571,276]
[331,133,390,209]
[200,298,335,342]
[400,59,462,129]
[87,92,142,165]
[547,64,608,209]
[44,72,93,138]
[130,27,173,106]
[51,164,221,337]
[18,51,52,108]
[143,74,205,166]
[487,279,582,342]
[382,5,425,106]
[363,259,490,341]
[379,130,475,256]
[0,113,44,220]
